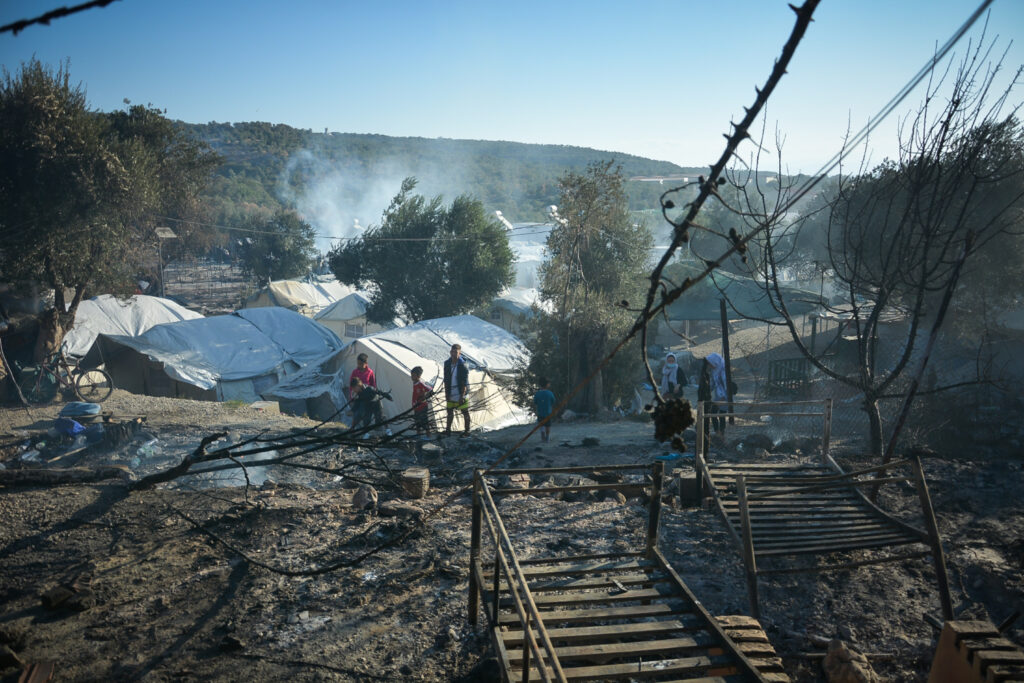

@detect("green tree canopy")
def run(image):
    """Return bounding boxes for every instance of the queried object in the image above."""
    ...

[236,210,317,284]
[0,59,218,357]
[523,161,653,412]
[327,177,515,324]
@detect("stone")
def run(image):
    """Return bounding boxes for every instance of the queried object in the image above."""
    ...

[352,485,378,511]
[823,639,880,683]
[379,501,423,519]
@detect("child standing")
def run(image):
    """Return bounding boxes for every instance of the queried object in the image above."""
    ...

[533,378,556,443]
[410,366,434,436]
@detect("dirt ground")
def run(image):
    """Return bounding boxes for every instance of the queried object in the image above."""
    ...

[1,390,1023,682]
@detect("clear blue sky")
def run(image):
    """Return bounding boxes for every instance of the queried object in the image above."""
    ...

[1,1,1022,174]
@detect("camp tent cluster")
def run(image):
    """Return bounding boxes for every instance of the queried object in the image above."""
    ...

[265,315,528,430]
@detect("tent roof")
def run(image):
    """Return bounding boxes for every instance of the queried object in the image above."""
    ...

[245,278,354,312]
[664,262,823,320]
[370,314,526,373]
[314,292,371,322]
[100,307,344,389]
[62,294,203,358]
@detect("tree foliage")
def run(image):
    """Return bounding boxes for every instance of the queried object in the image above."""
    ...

[727,45,1024,459]
[235,210,318,284]
[327,177,515,324]
[521,161,653,412]
[0,59,218,357]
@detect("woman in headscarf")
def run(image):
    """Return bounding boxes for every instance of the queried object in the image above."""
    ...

[699,353,728,434]
[660,353,687,398]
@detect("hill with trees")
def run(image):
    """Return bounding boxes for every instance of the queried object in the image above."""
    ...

[183,121,714,225]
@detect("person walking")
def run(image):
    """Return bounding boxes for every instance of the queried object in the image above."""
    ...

[533,378,556,443]
[443,343,470,435]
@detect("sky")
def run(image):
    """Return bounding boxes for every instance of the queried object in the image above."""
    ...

[1,0,1022,176]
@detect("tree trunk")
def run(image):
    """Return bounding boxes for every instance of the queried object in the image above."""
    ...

[864,396,884,460]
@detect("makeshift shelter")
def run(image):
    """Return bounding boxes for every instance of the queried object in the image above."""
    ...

[62,294,203,359]
[313,292,400,342]
[265,314,527,429]
[94,307,344,402]
[243,278,353,315]
[475,287,548,336]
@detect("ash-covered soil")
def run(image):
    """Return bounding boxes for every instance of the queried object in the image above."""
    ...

[1,391,1022,682]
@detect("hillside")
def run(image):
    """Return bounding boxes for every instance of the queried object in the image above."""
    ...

[182,121,709,226]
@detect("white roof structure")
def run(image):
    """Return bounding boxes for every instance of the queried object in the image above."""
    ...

[97,307,344,400]
[265,314,528,428]
[314,292,371,323]
[62,294,203,358]
[244,278,354,314]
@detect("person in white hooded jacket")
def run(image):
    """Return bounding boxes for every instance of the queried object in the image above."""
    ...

[660,353,688,399]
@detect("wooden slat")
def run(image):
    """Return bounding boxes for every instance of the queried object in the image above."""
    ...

[504,634,720,663]
[496,601,690,626]
[486,558,654,581]
[509,653,741,682]
[756,533,921,556]
[499,585,679,609]
[507,571,669,593]
[750,524,910,543]
[499,616,706,645]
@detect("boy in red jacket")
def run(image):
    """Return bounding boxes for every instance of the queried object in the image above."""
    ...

[410,366,434,436]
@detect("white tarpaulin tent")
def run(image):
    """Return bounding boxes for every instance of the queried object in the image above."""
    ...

[313,292,401,342]
[62,294,203,358]
[95,307,344,402]
[265,314,528,429]
[243,278,353,315]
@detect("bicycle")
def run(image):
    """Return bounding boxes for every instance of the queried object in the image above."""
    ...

[21,351,114,404]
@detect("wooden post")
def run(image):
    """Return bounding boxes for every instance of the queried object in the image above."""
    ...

[736,475,761,618]
[647,462,665,556]
[719,299,735,425]
[912,457,954,621]
[822,398,833,462]
[696,401,706,460]
[522,610,532,683]
[469,471,482,626]
[492,553,502,625]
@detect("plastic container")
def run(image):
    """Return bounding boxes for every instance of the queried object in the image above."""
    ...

[136,438,160,458]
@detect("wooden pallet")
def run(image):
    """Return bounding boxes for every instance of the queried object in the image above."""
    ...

[480,552,788,682]
[928,620,1024,683]
[469,464,790,682]
[690,399,952,621]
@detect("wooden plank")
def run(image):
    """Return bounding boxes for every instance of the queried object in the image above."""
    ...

[504,635,720,663]
[751,525,912,544]
[752,528,917,548]
[756,534,921,557]
[496,601,691,626]
[486,558,654,581]
[504,571,669,593]
[499,616,705,645]
[509,653,740,682]
[498,585,679,609]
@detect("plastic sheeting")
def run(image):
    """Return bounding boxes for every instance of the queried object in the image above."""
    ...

[98,307,344,392]
[62,294,203,358]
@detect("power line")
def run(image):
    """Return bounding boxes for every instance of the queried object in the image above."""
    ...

[1,0,119,36]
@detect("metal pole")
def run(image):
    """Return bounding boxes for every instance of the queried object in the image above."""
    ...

[158,240,164,298]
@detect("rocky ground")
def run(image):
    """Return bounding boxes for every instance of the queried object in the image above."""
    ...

[1,390,1022,682]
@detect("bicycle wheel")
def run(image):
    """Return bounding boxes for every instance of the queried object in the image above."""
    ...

[75,368,113,402]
